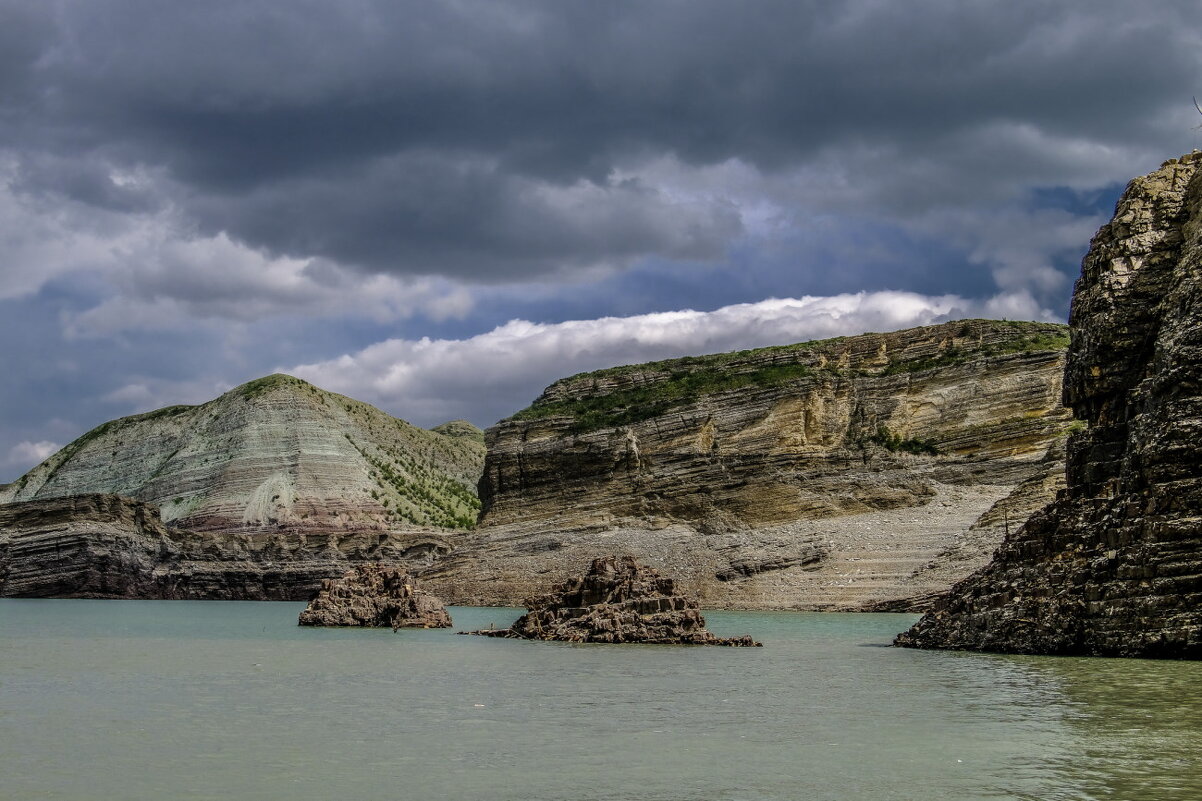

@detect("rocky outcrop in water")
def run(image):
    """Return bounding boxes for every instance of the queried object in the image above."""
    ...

[0,374,484,534]
[424,319,1073,611]
[298,565,451,628]
[469,556,760,645]
[0,494,453,600]
[898,153,1202,658]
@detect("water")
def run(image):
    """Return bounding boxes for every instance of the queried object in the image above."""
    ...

[1,601,1199,801]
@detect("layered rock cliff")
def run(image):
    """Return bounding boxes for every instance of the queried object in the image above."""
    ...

[898,153,1202,657]
[423,319,1074,610]
[0,374,485,534]
[0,494,453,600]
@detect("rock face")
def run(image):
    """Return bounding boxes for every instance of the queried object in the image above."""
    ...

[0,374,485,534]
[0,494,454,600]
[424,320,1073,610]
[898,153,1202,657]
[470,556,760,645]
[298,565,451,628]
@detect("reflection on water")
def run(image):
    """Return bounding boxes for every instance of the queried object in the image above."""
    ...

[1009,654,1202,801]
[0,600,1198,801]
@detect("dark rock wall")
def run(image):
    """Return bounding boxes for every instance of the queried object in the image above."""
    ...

[898,153,1202,658]
[0,494,451,600]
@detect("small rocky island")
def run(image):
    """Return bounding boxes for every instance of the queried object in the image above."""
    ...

[298,565,452,629]
[468,556,761,645]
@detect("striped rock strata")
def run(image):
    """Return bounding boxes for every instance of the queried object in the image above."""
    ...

[422,319,1075,610]
[0,494,453,600]
[1,374,485,535]
[899,153,1202,657]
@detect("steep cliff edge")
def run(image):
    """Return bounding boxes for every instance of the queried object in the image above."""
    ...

[898,153,1202,657]
[423,319,1074,610]
[0,374,485,535]
[0,494,453,599]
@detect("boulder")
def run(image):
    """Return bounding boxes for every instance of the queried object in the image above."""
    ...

[298,565,452,629]
[468,556,760,645]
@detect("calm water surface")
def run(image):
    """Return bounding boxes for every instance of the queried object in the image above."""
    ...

[1,600,1199,801]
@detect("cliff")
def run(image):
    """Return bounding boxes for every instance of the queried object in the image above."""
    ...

[0,494,453,600]
[0,374,485,534]
[898,153,1202,657]
[422,319,1074,610]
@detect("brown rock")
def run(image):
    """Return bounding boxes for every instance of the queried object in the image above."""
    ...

[298,565,451,629]
[467,556,760,645]
[897,152,1202,658]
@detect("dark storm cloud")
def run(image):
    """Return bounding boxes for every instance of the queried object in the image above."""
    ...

[5,0,1202,480]
[189,152,742,279]
[5,0,1198,280]
[12,153,164,213]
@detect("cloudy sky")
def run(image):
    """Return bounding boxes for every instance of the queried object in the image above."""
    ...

[3,0,1201,480]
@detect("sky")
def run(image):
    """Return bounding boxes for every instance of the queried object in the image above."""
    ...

[3,0,1202,481]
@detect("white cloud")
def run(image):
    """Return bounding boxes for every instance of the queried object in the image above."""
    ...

[99,376,246,416]
[64,230,475,337]
[0,153,475,337]
[0,156,148,300]
[288,290,1035,428]
[5,440,61,473]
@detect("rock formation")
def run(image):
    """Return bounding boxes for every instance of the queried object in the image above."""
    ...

[423,319,1073,610]
[0,494,453,600]
[897,152,1202,658]
[0,374,485,534]
[468,556,760,645]
[0,326,1073,609]
[298,565,451,628]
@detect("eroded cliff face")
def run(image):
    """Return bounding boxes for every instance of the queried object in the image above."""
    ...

[0,494,453,600]
[0,375,485,535]
[898,153,1202,657]
[423,319,1074,610]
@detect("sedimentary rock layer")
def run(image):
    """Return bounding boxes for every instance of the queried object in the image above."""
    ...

[0,374,485,534]
[898,153,1202,657]
[469,556,759,645]
[298,565,452,628]
[482,319,1069,528]
[0,494,452,600]
[425,319,1074,610]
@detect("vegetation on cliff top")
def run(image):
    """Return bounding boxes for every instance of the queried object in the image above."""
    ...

[237,373,305,400]
[510,362,817,433]
[431,420,486,443]
[509,320,1068,434]
[880,331,1069,375]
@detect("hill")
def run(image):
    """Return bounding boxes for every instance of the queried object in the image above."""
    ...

[424,319,1075,611]
[0,374,485,533]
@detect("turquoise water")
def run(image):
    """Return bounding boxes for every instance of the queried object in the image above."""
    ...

[1,601,1199,801]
